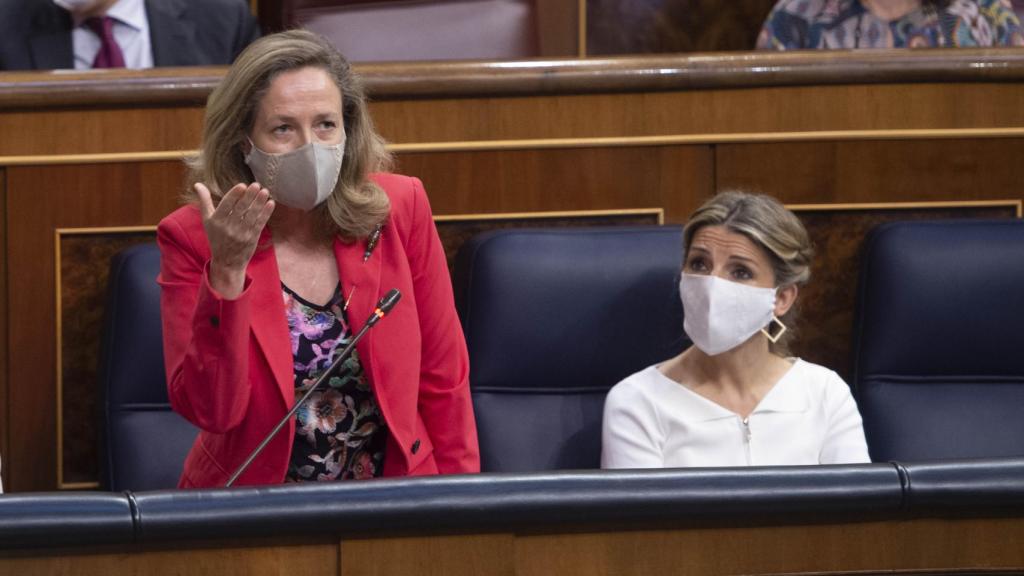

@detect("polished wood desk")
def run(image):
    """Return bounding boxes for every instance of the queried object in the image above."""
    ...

[1,50,1023,491]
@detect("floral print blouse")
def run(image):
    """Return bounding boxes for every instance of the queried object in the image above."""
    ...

[283,283,386,482]
[757,0,1024,49]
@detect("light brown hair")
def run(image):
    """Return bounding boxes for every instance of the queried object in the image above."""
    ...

[185,30,391,240]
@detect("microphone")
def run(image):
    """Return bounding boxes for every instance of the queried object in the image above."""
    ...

[225,289,402,488]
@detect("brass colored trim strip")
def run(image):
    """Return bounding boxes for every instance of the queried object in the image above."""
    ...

[1,151,192,166]
[386,128,1024,153]
[59,481,101,490]
[788,199,1022,215]
[434,208,664,224]
[57,225,159,235]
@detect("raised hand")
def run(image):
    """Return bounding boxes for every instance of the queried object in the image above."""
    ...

[195,182,275,299]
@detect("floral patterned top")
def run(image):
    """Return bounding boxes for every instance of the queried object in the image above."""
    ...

[283,283,386,482]
[757,0,1024,49]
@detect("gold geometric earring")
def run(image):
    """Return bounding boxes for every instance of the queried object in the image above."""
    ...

[761,315,787,343]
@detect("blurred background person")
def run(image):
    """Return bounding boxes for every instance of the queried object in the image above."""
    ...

[158,30,479,488]
[757,0,1024,49]
[0,0,260,71]
[602,191,869,468]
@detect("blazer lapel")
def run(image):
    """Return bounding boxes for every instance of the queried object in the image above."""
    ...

[247,236,294,409]
[29,5,74,70]
[144,0,197,66]
[335,235,383,390]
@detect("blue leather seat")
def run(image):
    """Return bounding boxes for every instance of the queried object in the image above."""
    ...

[852,220,1024,462]
[454,227,689,472]
[98,243,197,491]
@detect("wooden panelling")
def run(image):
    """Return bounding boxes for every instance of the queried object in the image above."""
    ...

[787,203,1018,384]
[0,108,203,157]
[587,0,776,55]
[0,167,7,490]
[58,230,162,486]
[341,534,516,576]
[5,162,184,492]
[369,84,1024,146]
[514,518,1024,576]
[0,541,337,576]
[1,517,1023,575]
[716,139,1024,205]
[536,0,581,57]
[394,145,714,223]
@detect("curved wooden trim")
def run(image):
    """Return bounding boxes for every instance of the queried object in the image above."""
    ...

[4,49,1024,108]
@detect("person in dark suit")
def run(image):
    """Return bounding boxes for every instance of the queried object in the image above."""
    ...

[0,0,260,70]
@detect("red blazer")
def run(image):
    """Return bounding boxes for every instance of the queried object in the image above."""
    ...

[158,173,479,488]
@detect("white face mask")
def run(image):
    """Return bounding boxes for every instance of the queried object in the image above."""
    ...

[244,139,345,211]
[679,273,777,356]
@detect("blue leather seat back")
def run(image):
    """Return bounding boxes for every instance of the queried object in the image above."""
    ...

[98,243,197,491]
[852,220,1024,462]
[455,227,689,472]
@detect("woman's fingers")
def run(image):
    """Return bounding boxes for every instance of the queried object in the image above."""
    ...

[252,195,276,230]
[213,183,249,217]
[195,183,216,220]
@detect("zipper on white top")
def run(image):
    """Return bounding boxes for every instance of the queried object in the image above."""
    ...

[741,417,752,465]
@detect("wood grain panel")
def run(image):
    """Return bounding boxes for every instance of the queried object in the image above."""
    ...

[0,167,7,490]
[59,231,163,486]
[0,541,337,576]
[536,0,581,57]
[340,534,516,576]
[370,84,1024,145]
[515,518,1024,576]
[394,145,714,223]
[716,139,1024,205]
[789,204,1018,384]
[587,0,776,55]
[5,162,185,492]
[0,108,203,156]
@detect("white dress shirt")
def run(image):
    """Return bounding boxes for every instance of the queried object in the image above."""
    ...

[69,0,153,69]
[601,358,871,468]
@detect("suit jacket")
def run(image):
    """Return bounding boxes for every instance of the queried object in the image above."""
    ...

[158,174,480,488]
[0,0,259,70]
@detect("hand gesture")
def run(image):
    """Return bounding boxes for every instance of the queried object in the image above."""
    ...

[195,182,275,299]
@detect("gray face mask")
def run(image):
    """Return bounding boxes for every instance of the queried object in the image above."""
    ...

[244,138,345,211]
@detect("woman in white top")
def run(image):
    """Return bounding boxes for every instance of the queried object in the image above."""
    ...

[601,191,870,468]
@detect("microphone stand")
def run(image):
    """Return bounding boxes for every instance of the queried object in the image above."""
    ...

[225,289,402,488]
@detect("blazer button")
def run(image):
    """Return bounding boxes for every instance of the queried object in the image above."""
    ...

[210,315,220,327]
[411,439,420,454]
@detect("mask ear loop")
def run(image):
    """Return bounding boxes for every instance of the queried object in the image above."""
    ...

[761,316,787,343]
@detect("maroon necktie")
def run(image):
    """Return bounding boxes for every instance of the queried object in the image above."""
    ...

[85,16,126,69]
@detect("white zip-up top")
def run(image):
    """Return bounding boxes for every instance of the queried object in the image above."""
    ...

[601,359,870,468]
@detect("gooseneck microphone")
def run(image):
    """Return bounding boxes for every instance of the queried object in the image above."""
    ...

[225,289,402,488]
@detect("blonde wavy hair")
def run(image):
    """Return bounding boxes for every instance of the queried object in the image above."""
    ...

[185,30,391,240]
[682,191,814,354]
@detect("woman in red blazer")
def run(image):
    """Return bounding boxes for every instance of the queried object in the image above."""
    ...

[158,30,479,488]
